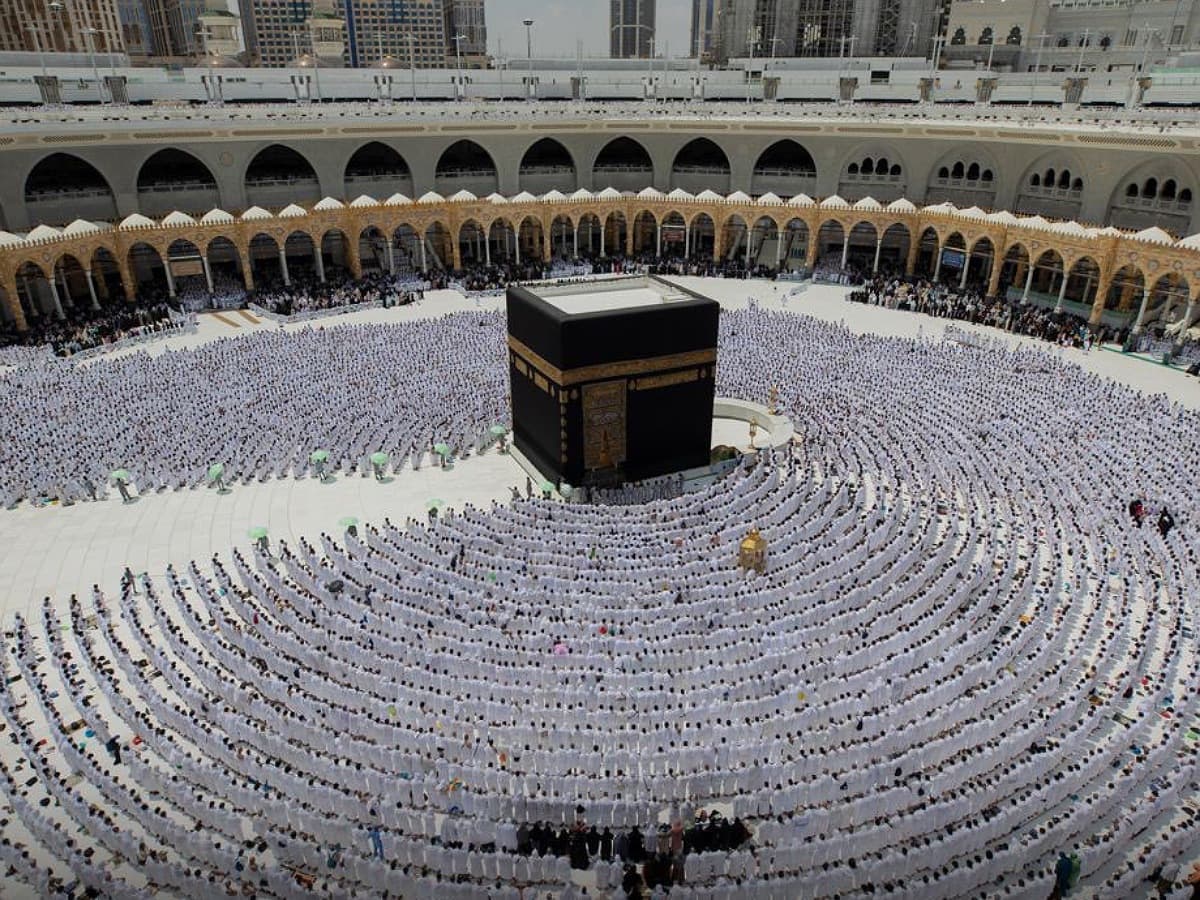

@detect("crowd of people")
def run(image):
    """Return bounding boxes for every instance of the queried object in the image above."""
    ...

[254,270,424,316]
[0,301,1195,898]
[0,301,186,358]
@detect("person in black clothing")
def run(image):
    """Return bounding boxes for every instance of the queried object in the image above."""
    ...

[600,826,614,862]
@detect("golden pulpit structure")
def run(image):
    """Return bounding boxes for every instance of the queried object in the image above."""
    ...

[738,527,768,574]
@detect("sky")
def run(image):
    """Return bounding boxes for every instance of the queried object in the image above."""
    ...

[485,0,692,60]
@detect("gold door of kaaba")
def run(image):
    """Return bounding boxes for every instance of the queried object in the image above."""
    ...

[582,380,627,470]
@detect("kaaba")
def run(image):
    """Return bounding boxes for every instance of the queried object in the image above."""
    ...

[506,276,720,486]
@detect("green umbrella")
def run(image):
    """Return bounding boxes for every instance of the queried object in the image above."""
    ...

[434,443,451,457]
[310,450,329,463]
[338,516,359,530]
[489,425,507,437]
[247,526,268,540]
[207,463,225,481]
[370,452,389,466]
[540,480,555,494]
[110,469,131,483]
[426,498,445,510]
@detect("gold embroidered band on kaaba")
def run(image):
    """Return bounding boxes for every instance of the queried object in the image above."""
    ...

[508,336,717,387]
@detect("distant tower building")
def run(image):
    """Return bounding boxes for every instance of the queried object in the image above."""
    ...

[691,0,716,58]
[445,0,487,67]
[714,0,938,61]
[611,0,656,58]
[0,0,124,56]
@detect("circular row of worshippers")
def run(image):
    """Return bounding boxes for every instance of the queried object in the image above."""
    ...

[0,316,1197,896]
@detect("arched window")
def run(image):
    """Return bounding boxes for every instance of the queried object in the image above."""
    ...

[876,157,889,173]
[1031,173,1041,187]
[1142,178,1157,199]
[848,162,859,175]
[1045,168,1055,186]
[952,27,966,45]
[938,166,950,179]
[967,163,980,180]
[1058,170,1071,189]
[1006,26,1022,45]
[1180,188,1193,204]
[979,27,994,45]
[981,169,994,182]
[1161,179,1177,200]
[890,164,902,177]
[1071,177,1083,192]
[861,158,875,175]
[952,162,965,178]
[1125,183,1139,197]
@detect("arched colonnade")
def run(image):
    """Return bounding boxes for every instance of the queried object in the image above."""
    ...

[3,195,1199,335]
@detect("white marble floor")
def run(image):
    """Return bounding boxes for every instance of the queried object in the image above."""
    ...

[2,279,1196,622]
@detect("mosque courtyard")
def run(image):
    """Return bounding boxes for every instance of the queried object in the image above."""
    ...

[0,277,1196,899]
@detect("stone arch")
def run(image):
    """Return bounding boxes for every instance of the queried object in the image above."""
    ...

[592,137,654,193]
[914,226,940,277]
[24,152,118,226]
[604,211,629,256]
[672,138,731,194]
[549,214,575,259]
[248,232,285,286]
[1015,152,1085,220]
[358,225,390,273]
[519,138,578,195]
[319,228,352,277]
[816,219,847,266]
[166,238,206,299]
[689,213,716,260]
[575,212,604,258]
[838,143,905,203]
[878,222,911,273]
[424,222,453,271]
[720,214,750,262]
[997,242,1031,296]
[126,242,169,298]
[435,140,499,197]
[90,246,124,302]
[780,218,810,272]
[51,253,92,312]
[244,144,321,209]
[344,141,413,200]
[1104,264,1145,313]
[747,215,781,269]
[1106,159,1197,234]
[753,140,818,197]
[1147,271,1191,326]
[1063,255,1101,307]
[486,218,517,263]
[1029,247,1066,301]
[632,210,658,255]
[926,147,999,208]
[516,216,544,263]
[844,220,879,269]
[206,236,244,291]
[136,148,219,217]
[14,260,56,321]
[457,219,487,268]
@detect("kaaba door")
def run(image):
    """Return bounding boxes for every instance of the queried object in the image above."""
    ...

[582,379,627,472]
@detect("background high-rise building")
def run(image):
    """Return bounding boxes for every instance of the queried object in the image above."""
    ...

[691,0,716,58]
[243,0,484,68]
[714,0,939,61]
[611,0,656,58]
[0,0,124,56]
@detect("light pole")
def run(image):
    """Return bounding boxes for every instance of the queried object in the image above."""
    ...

[524,17,534,101]
[26,24,47,80]
[82,26,106,104]
[1027,32,1050,106]
[985,38,995,73]
[452,32,465,100]
[407,32,416,101]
